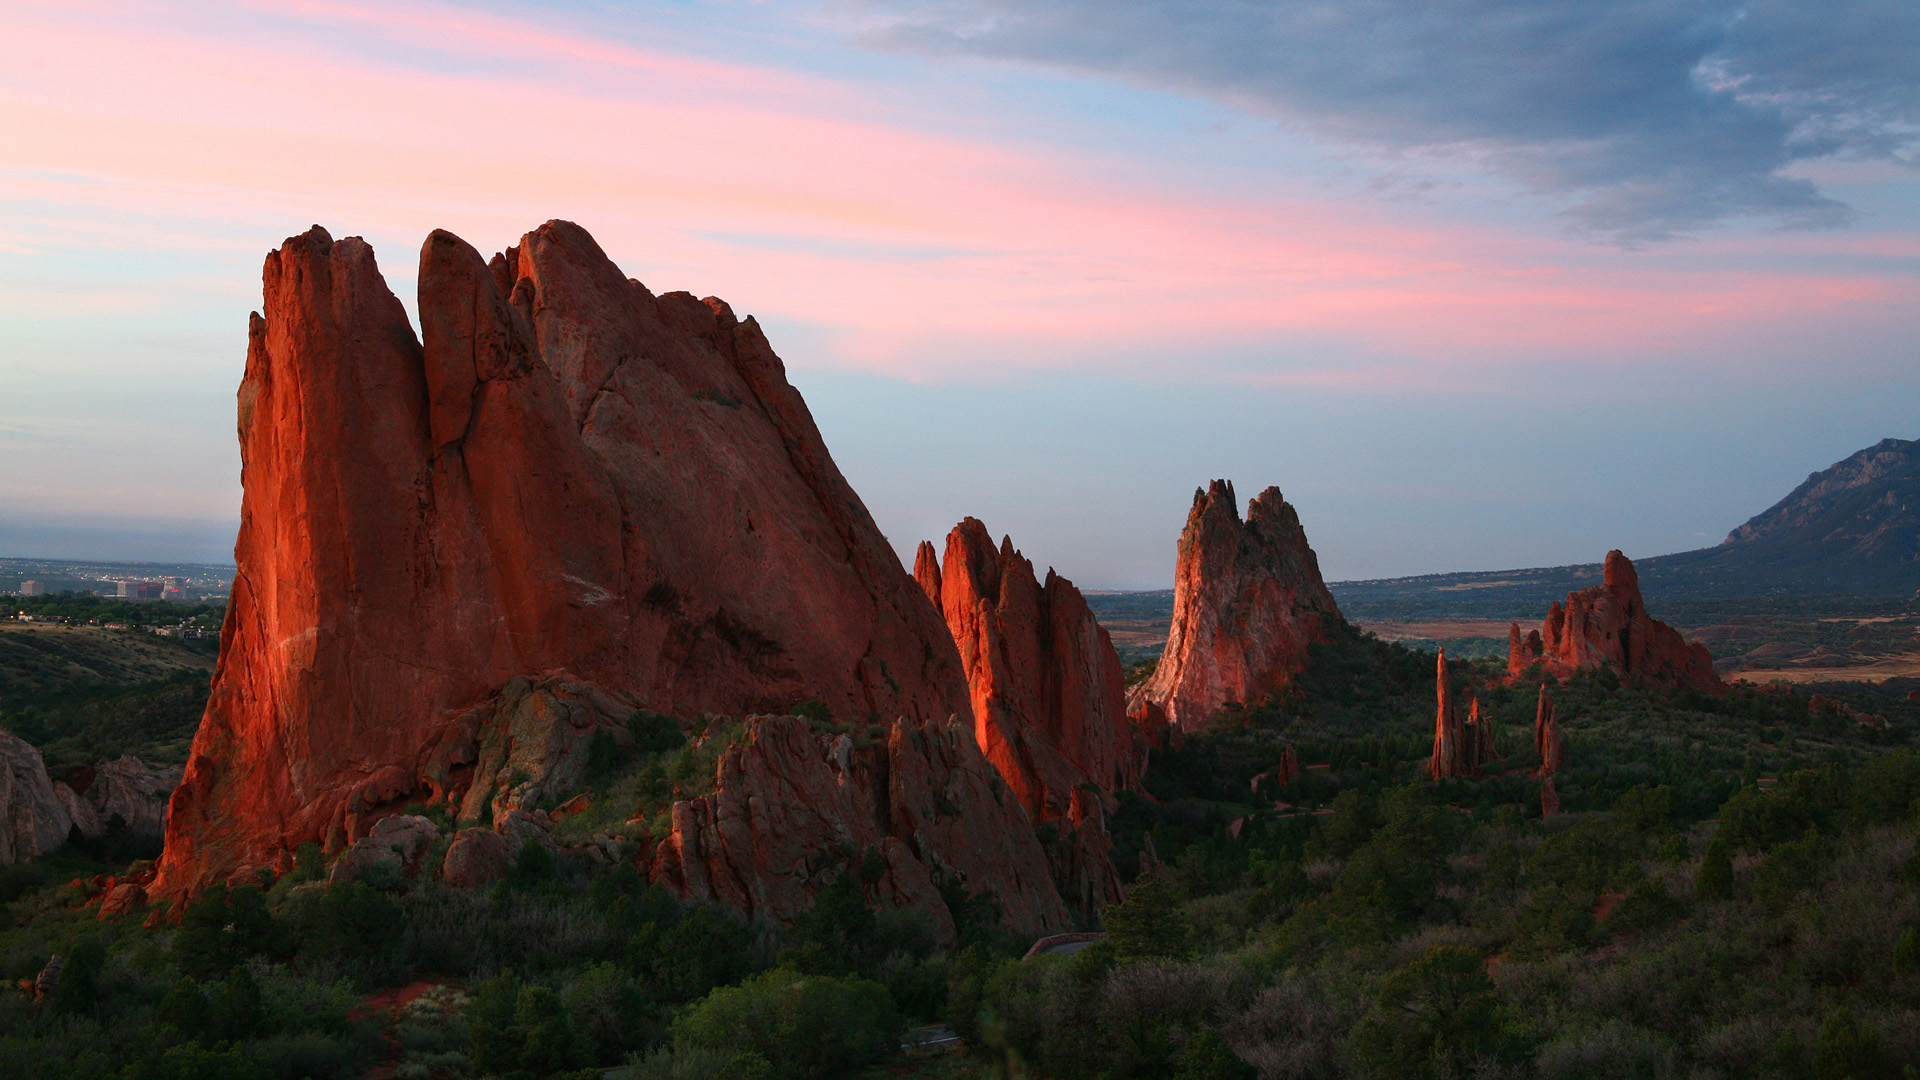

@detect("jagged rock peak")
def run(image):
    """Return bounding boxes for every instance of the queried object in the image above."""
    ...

[916,517,1143,913]
[1129,480,1342,730]
[154,221,975,906]
[1520,550,1721,693]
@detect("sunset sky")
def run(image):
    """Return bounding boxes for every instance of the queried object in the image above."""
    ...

[3,0,1915,587]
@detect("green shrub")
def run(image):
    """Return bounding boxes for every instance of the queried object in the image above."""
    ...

[1174,1026,1256,1080]
[1348,945,1505,1080]
[673,967,901,1080]
[1696,838,1734,901]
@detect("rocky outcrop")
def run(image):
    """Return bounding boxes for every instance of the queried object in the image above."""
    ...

[1428,651,1495,780]
[1128,481,1341,730]
[1507,623,1545,680]
[330,815,441,885]
[1,730,77,866]
[649,714,1069,945]
[1515,552,1721,693]
[155,222,974,903]
[915,519,1142,823]
[67,756,181,841]
[442,829,511,887]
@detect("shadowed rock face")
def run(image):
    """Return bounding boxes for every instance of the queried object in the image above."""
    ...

[154,222,976,904]
[915,519,1143,823]
[1128,481,1342,730]
[1,730,76,867]
[651,714,1070,945]
[1512,551,1721,693]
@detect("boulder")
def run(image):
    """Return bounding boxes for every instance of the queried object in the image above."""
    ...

[441,828,512,887]
[154,221,972,903]
[330,815,441,885]
[0,729,77,866]
[97,883,147,920]
[1127,481,1342,730]
[73,756,181,840]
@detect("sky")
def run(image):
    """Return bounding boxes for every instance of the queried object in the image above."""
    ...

[1,0,1915,588]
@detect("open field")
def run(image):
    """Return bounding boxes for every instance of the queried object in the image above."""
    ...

[0,623,214,701]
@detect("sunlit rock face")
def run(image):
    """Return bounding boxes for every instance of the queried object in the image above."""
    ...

[1128,480,1343,731]
[1512,551,1721,693]
[154,221,982,907]
[915,519,1144,823]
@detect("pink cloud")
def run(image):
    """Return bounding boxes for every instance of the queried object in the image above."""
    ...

[2,0,1912,385]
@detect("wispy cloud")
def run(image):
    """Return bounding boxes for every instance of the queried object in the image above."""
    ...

[848,0,1920,244]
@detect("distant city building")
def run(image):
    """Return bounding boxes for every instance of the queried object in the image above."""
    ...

[115,580,163,599]
[18,580,44,596]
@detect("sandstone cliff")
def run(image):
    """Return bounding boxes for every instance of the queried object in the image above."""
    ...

[1129,481,1342,730]
[155,222,983,906]
[1509,551,1720,692]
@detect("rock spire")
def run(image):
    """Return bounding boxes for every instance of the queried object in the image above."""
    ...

[1534,684,1565,816]
[915,518,1143,823]
[1128,481,1342,730]
[1428,651,1495,780]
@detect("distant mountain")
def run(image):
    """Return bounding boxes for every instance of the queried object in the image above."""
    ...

[1330,437,1920,620]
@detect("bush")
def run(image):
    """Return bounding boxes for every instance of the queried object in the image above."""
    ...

[1175,1027,1256,1080]
[1347,945,1506,1080]
[673,967,902,1080]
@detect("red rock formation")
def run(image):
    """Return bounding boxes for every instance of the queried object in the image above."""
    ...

[1507,623,1545,679]
[1520,552,1720,692]
[1535,685,1564,816]
[1129,481,1342,730]
[155,222,976,905]
[916,518,1141,823]
[649,714,1069,945]
[1429,652,1496,780]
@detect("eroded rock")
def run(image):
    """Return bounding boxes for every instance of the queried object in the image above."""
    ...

[1127,481,1342,730]
[916,518,1143,822]
[1514,552,1720,693]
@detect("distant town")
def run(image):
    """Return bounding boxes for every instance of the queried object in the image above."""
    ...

[0,556,233,603]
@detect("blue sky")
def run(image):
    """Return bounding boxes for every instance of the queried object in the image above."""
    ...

[1,0,1914,587]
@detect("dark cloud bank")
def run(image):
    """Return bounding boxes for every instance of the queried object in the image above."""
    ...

[854,0,1920,243]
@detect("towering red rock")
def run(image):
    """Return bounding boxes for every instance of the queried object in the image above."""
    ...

[1519,551,1720,692]
[916,519,1142,823]
[1535,686,1565,816]
[1129,481,1342,730]
[154,223,984,911]
[1429,652,1497,780]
